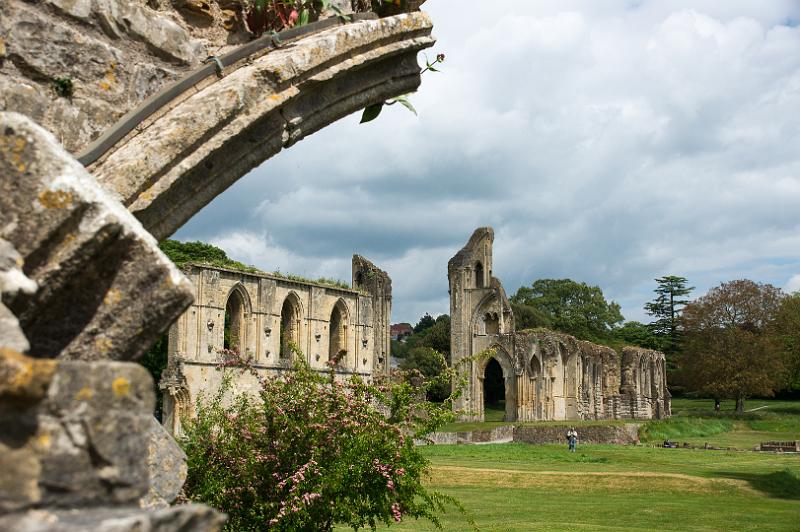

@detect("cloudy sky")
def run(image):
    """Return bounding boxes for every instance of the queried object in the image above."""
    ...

[175,0,800,325]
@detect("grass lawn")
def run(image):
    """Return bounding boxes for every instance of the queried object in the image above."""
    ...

[381,399,800,530]
[383,443,800,531]
[642,398,800,449]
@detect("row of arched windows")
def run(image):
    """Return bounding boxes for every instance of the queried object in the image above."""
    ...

[222,286,349,362]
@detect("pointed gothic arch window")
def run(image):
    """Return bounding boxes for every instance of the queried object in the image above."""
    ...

[475,261,484,288]
[329,300,349,363]
[280,294,302,358]
[224,287,247,352]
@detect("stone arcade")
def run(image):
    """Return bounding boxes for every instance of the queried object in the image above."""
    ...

[161,256,392,435]
[449,228,670,422]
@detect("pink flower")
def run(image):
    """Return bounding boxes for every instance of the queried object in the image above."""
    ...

[391,502,402,523]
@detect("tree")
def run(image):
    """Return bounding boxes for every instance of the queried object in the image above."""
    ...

[399,347,449,402]
[612,321,661,350]
[510,279,624,341]
[418,315,451,361]
[773,292,800,395]
[413,313,436,334]
[509,302,551,331]
[680,280,788,412]
[644,275,693,357]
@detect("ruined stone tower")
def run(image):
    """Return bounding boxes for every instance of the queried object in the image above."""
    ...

[449,228,670,422]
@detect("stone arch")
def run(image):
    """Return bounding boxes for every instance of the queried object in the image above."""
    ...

[90,13,435,241]
[478,346,517,422]
[223,283,251,353]
[279,292,304,358]
[328,299,350,364]
[472,292,500,336]
[475,261,485,288]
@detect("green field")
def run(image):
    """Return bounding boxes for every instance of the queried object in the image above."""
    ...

[382,399,800,531]
[385,444,800,531]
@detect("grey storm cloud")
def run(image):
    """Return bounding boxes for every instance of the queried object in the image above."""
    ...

[176,0,800,324]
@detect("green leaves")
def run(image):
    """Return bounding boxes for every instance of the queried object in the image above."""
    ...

[360,102,384,123]
[360,94,416,124]
[298,8,310,26]
[389,94,417,115]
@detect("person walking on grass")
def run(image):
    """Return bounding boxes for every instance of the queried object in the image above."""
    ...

[566,427,578,452]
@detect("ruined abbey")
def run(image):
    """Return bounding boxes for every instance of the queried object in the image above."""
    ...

[161,256,392,435]
[449,228,670,422]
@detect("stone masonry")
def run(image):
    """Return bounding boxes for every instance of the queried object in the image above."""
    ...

[449,228,670,422]
[1,1,433,528]
[161,257,392,435]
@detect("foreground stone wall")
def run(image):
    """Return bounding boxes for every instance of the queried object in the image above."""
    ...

[1,1,432,527]
[0,113,223,529]
[449,228,671,422]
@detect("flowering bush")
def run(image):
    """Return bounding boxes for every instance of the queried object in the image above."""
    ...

[180,346,471,531]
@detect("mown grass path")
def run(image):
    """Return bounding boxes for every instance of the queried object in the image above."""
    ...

[382,399,800,531]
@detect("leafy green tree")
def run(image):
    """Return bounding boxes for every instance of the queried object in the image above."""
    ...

[680,280,788,413]
[644,276,693,357]
[773,292,800,394]
[419,315,450,361]
[612,321,661,350]
[413,313,436,334]
[399,347,449,402]
[510,279,624,341]
[509,302,552,331]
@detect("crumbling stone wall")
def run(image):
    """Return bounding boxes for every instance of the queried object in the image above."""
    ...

[449,228,671,422]
[0,112,224,530]
[162,257,391,435]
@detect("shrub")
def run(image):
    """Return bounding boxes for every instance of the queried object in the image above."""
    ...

[179,347,470,531]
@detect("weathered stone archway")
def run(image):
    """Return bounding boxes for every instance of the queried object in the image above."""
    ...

[90,13,435,241]
[477,346,517,422]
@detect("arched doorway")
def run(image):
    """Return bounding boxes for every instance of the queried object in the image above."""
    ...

[481,350,517,422]
[224,287,247,353]
[280,293,302,358]
[329,300,348,365]
[483,358,505,421]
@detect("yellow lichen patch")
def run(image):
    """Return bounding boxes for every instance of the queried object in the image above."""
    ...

[136,188,154,204]
[94,337,113,355]
[36,431,52,451]
[75,386,94,401]
[0,347,57,401]
[0,134,28,172]
[0,37,6,58]
[112,376,131,397]
[99,62,117,91]
[103,288,122,306]
[38,189,73,209]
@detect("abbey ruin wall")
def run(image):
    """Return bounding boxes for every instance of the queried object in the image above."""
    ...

[449,227,671,422]
[162,256,392,435]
